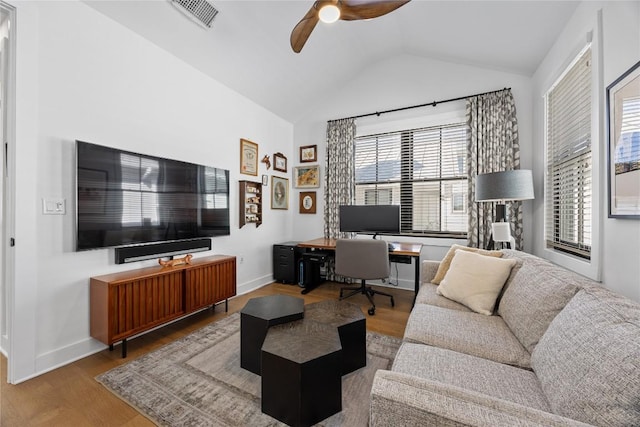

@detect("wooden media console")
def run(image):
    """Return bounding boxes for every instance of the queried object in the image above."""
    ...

[90,255,236,357]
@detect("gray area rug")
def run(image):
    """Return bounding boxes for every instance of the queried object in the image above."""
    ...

[96,312,402,426]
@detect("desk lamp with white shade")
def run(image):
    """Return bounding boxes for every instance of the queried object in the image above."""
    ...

[475,170,534,249]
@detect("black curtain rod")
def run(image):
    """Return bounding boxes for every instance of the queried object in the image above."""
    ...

[339,87,511,121]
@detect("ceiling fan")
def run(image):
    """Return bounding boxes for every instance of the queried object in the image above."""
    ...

[290,0,411,53]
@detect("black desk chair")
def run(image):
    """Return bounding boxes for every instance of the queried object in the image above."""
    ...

[335,239,394,315]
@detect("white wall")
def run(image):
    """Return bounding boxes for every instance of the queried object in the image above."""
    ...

[9,1,293,383]
[532,1,640,300]
[292,53,534,289]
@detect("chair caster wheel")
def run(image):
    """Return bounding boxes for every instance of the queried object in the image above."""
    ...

[368,307,376,315]
[391,297,395,307]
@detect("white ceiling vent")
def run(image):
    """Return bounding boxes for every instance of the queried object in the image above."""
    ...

[170,0,219,29]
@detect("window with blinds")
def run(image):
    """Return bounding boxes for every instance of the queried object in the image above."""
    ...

[354,123,467,236]
[545,46,592,259]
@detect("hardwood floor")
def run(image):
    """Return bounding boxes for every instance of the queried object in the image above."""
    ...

[0,281,412,426]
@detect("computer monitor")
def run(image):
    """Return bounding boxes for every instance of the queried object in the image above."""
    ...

[339,205,400,236]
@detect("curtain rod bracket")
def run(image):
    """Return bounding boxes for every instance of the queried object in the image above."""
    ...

[432,101,437,107]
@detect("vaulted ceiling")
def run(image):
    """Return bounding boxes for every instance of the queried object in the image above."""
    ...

[84,1,579,123]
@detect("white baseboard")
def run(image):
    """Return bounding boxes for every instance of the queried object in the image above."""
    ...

[236,274,275,295]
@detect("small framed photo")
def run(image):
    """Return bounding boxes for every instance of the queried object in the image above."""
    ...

[607,60,640,218]
[299,145,317,163]
[271,176,289,210]
[273,152,287,172]
[294,165,321,188]
[299,191,317,214]
[262,174,268,186]
[240,139,258,176]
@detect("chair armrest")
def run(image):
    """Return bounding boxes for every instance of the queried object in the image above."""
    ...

[370,370,594,427]
[420,260,440,285]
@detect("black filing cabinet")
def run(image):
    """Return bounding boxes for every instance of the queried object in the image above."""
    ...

[273,242,302,284]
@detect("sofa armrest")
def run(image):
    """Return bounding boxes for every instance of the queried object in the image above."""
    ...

[370,370,593,427]
[421,260,440,286]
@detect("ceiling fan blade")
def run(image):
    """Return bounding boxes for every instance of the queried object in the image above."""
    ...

[339,0,411,21]
[290,3,323,53]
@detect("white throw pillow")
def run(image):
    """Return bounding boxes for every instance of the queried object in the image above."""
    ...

[431,244,503,285]
[436,250,517,315]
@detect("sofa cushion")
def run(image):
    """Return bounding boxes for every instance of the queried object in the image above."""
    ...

[498,250,582,353]
[437,251,516,315]
[531,287,640,426]
[431,244,503,284]
[421,260,439,285]
[415,283,472,312]
[392,342,550,411]
[403,304,531,368]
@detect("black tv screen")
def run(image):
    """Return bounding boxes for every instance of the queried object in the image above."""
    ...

[76,140,230,251]
[339,205,400,234]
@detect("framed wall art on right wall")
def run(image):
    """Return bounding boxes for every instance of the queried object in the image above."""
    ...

[607,60,640,218]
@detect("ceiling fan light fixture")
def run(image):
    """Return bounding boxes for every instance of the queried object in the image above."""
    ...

[319,4,340,23]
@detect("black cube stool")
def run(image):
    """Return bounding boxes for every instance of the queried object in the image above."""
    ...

[261,320,342,427]
[240,295,304,375]
[305,300,366,374]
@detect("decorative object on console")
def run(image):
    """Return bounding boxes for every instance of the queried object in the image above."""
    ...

[475,169,534,249]
[273,152,287,172]
[240,138,258,176]
[299,144,317,163]
[271,176,289,210]
[158,254,193,268]
[261,155,271,170]
[299,191,317,214]
[294,165,321,188]
[606,59,640,218]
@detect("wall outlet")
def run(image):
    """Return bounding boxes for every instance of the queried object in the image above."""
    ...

[42,198,66,215]
[239,256,244,264]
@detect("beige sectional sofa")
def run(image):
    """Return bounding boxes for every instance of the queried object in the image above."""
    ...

[370,249,640,426]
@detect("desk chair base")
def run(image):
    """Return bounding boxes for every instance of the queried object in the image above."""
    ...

[339,280,394,315]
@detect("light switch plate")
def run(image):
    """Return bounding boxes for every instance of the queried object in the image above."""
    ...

[42,198,66,215]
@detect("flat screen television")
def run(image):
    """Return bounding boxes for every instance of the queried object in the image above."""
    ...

[339,205,400,235]
[76,140,230,251]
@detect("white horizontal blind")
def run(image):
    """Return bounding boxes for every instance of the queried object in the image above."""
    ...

[545,47,592,258]
[354,123,467,235]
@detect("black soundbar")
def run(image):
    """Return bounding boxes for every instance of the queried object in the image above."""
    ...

[114,238,212,264]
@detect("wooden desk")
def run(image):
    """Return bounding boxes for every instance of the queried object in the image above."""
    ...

[298,238,422,304]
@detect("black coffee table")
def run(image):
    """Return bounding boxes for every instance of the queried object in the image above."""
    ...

[261,319,342,427]
[305,300,366,374]
[240,294,304,375]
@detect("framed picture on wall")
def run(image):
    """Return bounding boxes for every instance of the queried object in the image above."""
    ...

[299,145,317,163]
[271,176,289,210]
[240,139,258,176]
[274,152,287,172]
[299,191,317,214]
[606,60,640,218]
[294,165,320,188]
